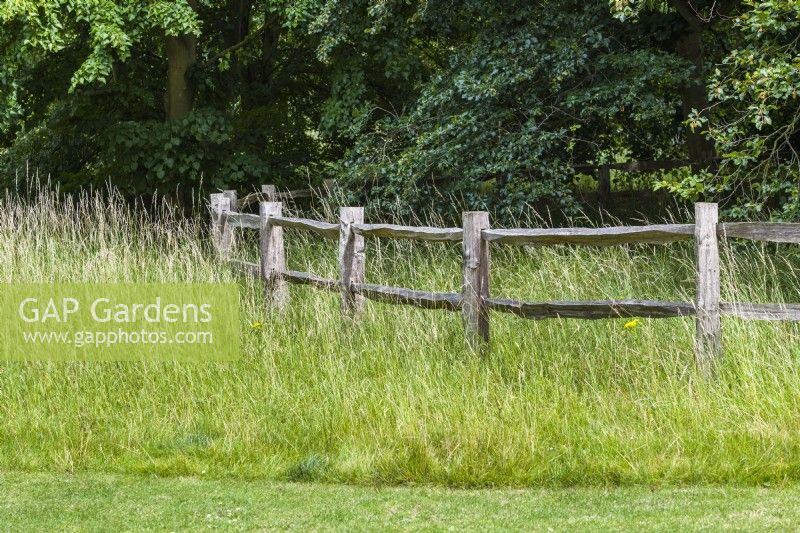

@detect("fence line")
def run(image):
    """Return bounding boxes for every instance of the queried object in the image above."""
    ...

[211,187,800,375]
[236,179,336,210]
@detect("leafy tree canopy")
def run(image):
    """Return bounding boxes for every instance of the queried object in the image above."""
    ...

[322,0,690,217]
[682,0,800,219]
[0,0,797,220]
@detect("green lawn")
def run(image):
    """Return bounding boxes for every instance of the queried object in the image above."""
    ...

[0,472,798,531]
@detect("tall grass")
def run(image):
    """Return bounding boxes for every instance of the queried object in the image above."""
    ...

[1,187,800,486]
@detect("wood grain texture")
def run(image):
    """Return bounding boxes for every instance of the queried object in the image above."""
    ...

[695,202,722,375]
[210,193,225,211]
[285,189,314,199]
[226,212,260,229]
[222,190,238,211]
[462,211,491,350]
[488,298,695,319]
[721,302,800,321]
[260,201,288,310]
[224,208,800,248]
[221,190,238,256]
[339,207,365,317]
[719,222,800,243]
[239,188,318,208]
[209,194,228,252]
[482,224,694,246]
[213,196,233,257]
[227,262,339,294]
[261,184,277,201]
[271,216,339,239]
[283,270,339,292]
[353,283,461,311]
[352,223,463,242]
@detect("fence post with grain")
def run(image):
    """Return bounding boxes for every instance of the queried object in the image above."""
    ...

[211,186,800,375]
[462,211,491,352]
[209,193,231,255]
[694,202,722,375]
[260,201,288,310]
[338,207,365,317]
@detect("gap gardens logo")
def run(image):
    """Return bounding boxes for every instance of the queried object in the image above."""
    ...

[0,284,240,361]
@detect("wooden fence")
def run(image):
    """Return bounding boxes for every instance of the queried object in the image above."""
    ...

[211,186,800,375]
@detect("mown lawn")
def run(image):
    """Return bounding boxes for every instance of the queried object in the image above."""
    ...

[1,472,799,531]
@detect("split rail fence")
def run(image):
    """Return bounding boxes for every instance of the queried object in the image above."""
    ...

[211,186,800,375]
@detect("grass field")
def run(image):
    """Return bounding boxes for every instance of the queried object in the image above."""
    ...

[2,189,800,488]
[3,472,800,531]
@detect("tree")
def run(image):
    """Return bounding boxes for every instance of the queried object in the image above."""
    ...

[317,0,691,219]
[611,0,741,169]
[659,0,800,219]
[0,0,331,195]
[6,0,788,223]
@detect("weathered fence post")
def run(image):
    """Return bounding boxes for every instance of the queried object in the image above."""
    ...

[462,211,490,352]
[223,189,238,211]
[338,207,365,317]
[261,184,277,201]
[218,190,238,257]
[210,193,231,256]
[260,201,288,310]
[694,202,721,375]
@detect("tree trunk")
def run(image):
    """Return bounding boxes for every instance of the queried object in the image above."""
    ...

[225,0,252,99]
[242,12,281,110]
[669,0,719,172]
[165,35,197,121]
[676,29,715,169]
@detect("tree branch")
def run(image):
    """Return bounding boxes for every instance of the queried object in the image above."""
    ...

[200,23,269,69]
[668,0,707,30]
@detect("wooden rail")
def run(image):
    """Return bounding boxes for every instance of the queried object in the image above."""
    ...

[237,179,336,210]
[482,224,694,246]
[353,224,463,242]
[486,299,695,319]
[720,223,800,244]
[212,188,800,375]
[354,283,461,311]
[272,216,339,239]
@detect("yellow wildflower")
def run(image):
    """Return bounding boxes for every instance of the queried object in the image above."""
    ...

[623,318,641,330]
[250,321,264,330]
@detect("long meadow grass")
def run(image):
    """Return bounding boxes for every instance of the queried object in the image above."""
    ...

[1,187,800,486]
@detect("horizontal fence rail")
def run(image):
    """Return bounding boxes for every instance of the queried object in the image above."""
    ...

[237,179,336,210]
[354,284,462,311]
[272,217,340,239]
[720,302,800,321]
[487,299,696,320]
[481,224,694,246]
[211,188,800,376]
[353,223,463,242]
[285,270,339,292]
[719,223,800,243]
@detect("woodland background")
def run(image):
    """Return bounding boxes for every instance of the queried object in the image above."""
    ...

[1,0,798,220]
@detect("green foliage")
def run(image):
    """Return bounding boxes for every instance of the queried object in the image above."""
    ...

[0,0,331,194]
[0,1,200,90]
[2,0,797,218]
[319,1,688,219]
[102,109,240,192]
[650,1,800,219]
